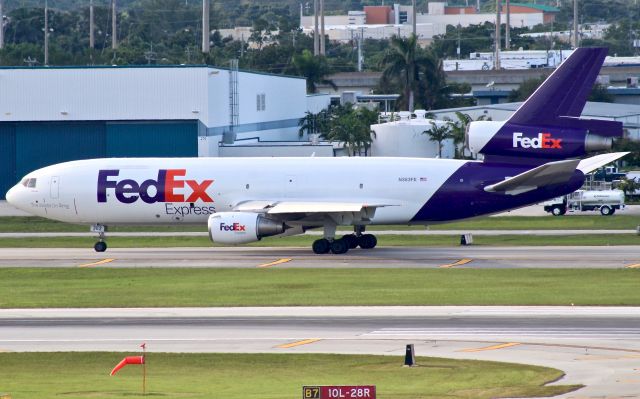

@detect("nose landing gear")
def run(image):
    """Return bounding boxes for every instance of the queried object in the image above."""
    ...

[91,224,108,252]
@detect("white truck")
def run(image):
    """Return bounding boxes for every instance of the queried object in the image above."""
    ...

[543,189,625,216]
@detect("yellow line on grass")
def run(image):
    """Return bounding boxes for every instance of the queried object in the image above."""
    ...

[439,258,473,268]
[78,259,115,268]
[258,258,292,268]
[277,339,321,349]
[461,342,521,352]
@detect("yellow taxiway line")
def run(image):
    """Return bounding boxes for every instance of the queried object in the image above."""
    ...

[78,258,115,268]
[625,263,640,269]
[439,258,473,268]
[461,342,521,352]
[258,258,292,268]
[276,339,321,349]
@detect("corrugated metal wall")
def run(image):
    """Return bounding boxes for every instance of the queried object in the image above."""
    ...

[1,120,198,199]
[14,122,106,178]
[106,121,197,157]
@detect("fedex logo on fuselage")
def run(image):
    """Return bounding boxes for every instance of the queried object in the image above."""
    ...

[220,222,246,232]
[97,169,214,204]
[512,132,562,149]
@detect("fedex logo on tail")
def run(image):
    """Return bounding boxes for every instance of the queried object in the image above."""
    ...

[513,132,562,149]
[97,169,214,204]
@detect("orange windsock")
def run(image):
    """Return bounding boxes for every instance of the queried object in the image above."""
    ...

[110,356,145,376]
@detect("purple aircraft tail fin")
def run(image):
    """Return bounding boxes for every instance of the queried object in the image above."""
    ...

[507,48,608,126]
[468,48,624,164]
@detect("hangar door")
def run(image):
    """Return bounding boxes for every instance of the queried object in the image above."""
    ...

[14,122,106,180]
[0,124,16,199]
[106,121,198,157]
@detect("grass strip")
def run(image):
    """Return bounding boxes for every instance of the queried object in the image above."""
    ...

[0,234,637,248]
[0,268,638,308]
[0,352,579,399]
[1,215,639,233]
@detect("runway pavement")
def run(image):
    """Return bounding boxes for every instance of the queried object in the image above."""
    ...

[0,246,639,268]
[1,306,639,399]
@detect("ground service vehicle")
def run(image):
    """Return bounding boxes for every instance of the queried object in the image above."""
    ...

[543,189,625,216]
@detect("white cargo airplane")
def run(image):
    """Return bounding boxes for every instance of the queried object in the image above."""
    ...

[5,48,629,254]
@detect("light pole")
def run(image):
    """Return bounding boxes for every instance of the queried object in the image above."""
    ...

[202,0,210,53]
[44,0,49,65]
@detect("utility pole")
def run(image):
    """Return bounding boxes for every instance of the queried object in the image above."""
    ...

[0,0,4,50]
[357,27,363,72]
[572,0,579,48]
[320,0,325,55]
[44,0,49,65]
[89,0,94,49]
[202,0,210,52]
[313,0,319,55]
[412,0,416,37]
[494,0,501,70]
[111,0,117,49]
[505,0,510,49]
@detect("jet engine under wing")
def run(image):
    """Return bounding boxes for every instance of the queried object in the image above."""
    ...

[484,159,580,195]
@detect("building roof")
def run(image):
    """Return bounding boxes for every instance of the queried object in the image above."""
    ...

[0,64,305,80]
[511,2,560,12]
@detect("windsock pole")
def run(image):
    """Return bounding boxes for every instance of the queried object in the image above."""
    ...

[141,343,147,395]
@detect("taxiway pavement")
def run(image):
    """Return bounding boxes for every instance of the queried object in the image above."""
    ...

[0,246,638,268]
[1,306,639,399]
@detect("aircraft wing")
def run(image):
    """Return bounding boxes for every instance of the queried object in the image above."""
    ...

[233,200,397,225]
[577,152,629,174]
[484,159,580,195]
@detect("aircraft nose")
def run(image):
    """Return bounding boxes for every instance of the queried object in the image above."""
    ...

[5,185,17,206]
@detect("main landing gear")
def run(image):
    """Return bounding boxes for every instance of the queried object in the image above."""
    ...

[91,224,108,252]
[312,225,377,255]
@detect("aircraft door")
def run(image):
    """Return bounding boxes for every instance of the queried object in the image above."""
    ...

[50,176,59,199]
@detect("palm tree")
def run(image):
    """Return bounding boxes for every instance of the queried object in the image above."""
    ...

[422,120,453,158]
[324,104,378,156]
[291,49,337,94]
[448,113,490,159]
[380,34,421,112]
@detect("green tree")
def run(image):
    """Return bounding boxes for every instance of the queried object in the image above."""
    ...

[380,34,421,112]
[291,49,337,93]
[422,120,453,158]
[324,104,378,156]
[298,110,330,138]
[616,177,640,198]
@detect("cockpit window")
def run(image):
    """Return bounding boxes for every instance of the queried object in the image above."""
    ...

[22,178,37,188]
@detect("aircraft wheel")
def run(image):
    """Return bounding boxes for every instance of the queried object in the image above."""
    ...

[342,234,359,249]
[600,206,612,216]
[358,234,377,249]
[94,241,107,252]
[551,206,565,216]
[312,239,331,254]
[330,239,349,254]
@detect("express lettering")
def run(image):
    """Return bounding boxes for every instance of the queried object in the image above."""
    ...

[97,169,214,204]
[219,222,246,232]
[512,132,562,149]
